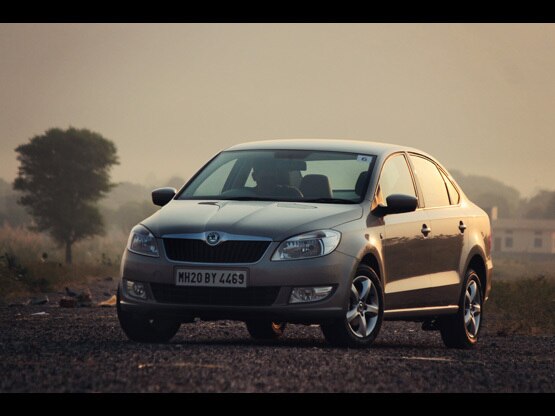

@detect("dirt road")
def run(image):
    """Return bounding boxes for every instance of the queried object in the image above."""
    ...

[0,306,553,393]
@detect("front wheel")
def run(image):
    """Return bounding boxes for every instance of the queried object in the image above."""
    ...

[439,270,483,349]
[117,287,181,343]
[321,265,384,348]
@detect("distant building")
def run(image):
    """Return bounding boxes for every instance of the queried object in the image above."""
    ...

[492,218,555,254]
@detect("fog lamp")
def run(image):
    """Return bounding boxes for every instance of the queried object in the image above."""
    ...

[125,280,147,300]
[289,286,333,304]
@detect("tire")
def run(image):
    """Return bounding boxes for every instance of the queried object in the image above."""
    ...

[321,264,384,348]
[439,269,483,349]
[117,287,181,343]
[245,320,287,340]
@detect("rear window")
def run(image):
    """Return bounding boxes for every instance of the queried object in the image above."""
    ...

[440,169,460,205]
[409,155,450,208]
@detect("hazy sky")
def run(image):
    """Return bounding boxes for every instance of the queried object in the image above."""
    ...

[1,23,554,197]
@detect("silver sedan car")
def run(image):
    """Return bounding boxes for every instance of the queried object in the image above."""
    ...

[117,139,492,348]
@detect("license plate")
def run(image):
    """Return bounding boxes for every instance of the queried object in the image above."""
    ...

[175,268,248,288]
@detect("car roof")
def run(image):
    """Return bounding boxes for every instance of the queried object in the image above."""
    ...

[225,139,424,157]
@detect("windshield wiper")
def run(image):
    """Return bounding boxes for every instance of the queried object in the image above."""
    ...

[302,198,358,204]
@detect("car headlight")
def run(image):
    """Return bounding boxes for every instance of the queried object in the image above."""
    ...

[127,224,159,257]
[272,230,341,261]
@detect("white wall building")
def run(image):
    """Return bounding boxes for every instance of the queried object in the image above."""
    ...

[492,218,555,254]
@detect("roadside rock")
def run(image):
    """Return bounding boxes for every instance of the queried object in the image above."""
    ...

[77,289,93,307]
[65,287,78,297]
[30,295,49,306]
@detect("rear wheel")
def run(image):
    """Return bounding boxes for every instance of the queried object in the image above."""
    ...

[245,320,287,340]
[321,265,384,348]
[117,287,181,343]
[439,270,483,349]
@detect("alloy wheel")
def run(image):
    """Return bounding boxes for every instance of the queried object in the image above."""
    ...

[464,280,482,338]
[347,275,380,338]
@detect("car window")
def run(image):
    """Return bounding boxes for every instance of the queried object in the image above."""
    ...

[179,150,375,203]
[376,154,416,206]
[245,158,368,200]
[190,159,237,196]
[409,155,450,208]
[440,169,460,205]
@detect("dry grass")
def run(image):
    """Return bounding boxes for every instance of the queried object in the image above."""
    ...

[0,224,125,302]
[486,256,555,335]
[492,255,555,281]
[0,223,127,265]
[487,277,555,335]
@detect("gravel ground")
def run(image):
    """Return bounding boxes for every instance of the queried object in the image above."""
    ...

[0,305,553,393]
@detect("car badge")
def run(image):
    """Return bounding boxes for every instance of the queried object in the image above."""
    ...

[206,232,221,246]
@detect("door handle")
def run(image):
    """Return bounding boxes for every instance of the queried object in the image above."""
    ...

[459,221,467,233]
[421,224,431,237]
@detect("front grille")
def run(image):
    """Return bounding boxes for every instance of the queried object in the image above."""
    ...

[163,239,271,263]
[150,283,280,306]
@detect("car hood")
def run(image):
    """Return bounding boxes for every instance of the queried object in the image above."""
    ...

[142,200,363,241]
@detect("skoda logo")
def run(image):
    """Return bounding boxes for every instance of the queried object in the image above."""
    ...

[206,232,221,246]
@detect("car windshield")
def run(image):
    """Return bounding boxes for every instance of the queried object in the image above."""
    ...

[178,149,376,204]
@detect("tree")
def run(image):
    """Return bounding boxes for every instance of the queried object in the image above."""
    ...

[474,192,513,218]
[450,170,521,218]
[523,190,555,219]
[101,200,157,233]
[0,178,30,227]
[546,193,555,219]
[13,127,118,264]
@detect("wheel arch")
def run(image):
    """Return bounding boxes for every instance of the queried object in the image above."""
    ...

[359,249,384,284]
[464,248,487,298]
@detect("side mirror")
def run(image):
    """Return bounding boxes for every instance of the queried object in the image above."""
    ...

[152,187,177,207]
[373,194,418,217]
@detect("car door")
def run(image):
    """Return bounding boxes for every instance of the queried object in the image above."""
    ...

[408,154,466,306]
[376,153,432,310]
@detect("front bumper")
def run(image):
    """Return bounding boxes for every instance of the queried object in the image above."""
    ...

[119,245,358,324]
